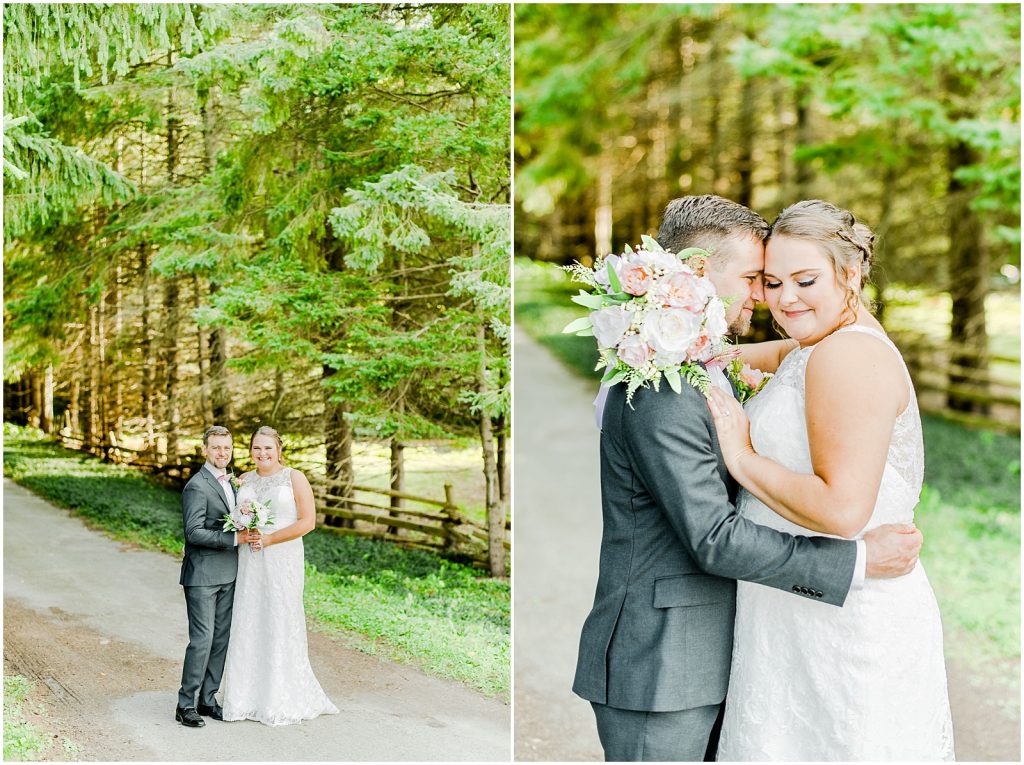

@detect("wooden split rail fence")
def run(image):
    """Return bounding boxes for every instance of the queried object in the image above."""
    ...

[316,478,511,565]
[889,330,1021,435]
[56,416,509,567]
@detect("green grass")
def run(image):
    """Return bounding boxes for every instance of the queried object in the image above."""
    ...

[2,425,510,698]
[915,415,1020,664]
[517,258,1021,664]
[3,675,48,762]
[514,257,601,380]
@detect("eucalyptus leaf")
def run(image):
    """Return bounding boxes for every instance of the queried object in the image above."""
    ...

[664,368,682,394]
[562,316,593,334]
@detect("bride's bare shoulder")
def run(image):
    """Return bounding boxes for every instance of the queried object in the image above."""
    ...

[286,466,311,484]
[806,329,907,408]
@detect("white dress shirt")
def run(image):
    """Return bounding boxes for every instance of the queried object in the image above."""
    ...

[204,462,238,546]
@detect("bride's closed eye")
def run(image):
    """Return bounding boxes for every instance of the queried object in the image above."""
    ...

[764,277,817,290]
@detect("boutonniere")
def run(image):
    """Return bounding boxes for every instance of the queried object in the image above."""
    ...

[725,357,772,404]
[227,473,242,491]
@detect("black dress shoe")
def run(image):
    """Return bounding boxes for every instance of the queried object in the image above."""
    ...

[196,703,224,721]
[175,706,206,727]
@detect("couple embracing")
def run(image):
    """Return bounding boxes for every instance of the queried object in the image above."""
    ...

[175,425,338,727]
[574,195,954,761]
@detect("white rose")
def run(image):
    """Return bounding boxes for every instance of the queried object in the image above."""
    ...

[644,249,684,274]
[593,254,623,292]
[642,307,702,364]
[696,275,718,301]
[590,305,633,349]
[703,296,728,338]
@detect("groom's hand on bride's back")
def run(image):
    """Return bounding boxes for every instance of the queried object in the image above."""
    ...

[863,523,923,578]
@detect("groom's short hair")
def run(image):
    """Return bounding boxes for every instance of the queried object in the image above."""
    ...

[656,195,769,260]
[203,425,232,444]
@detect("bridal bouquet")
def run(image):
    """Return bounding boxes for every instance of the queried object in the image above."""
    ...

[222,498,274,534]
[562,235,735,403]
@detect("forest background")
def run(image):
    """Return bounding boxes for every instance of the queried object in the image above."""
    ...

[3,6,512,754]
[514,3,1020,759]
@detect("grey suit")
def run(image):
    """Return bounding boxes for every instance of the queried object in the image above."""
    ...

[573,380,858,761]
[177,466,238,710]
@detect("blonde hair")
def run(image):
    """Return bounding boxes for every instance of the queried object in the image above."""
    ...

[769,199,876,322]
[249,426,284,465]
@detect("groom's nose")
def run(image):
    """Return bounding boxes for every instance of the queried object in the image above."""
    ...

[751,274,765,303]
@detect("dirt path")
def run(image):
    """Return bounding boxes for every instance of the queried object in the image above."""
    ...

[512,327,1020,762]
[3,479,510,762]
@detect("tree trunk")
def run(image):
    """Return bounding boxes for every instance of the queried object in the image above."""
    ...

[210,320,231,424]
[162,52,182,460]
[193,275,212,424]
[477,316,505,577]
[139,244,156,446]
[873,164,899,324]
[161,278,182,461]
[794,83,814,198]
[708,31,724,192]
[946,138,989,414]
[86,304,101,450]
[323,368,354,528]
[113,256,124,436]
[735,75,757,209]
[200,86,231,426]
[774,81,791,208]
[387,438,406,535]
[41,364,54,434]
[647,66,668,229]
[594,142,613,259]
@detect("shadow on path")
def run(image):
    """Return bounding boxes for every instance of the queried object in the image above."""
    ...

[3,479,510,762]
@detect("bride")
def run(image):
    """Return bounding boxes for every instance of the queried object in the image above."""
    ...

[220,426,338,726]
[707,200,954,760]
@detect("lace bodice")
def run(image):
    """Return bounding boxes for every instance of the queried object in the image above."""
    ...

[743,324,924,535]
[237,467,297,531]
[718,323,953,761]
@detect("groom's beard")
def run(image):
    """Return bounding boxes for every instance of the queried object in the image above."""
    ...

[728,313,753,335]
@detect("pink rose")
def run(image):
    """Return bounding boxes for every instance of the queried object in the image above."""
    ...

[619,262,653,296]
[687,334,712,361]
[740,364,766,389]
[616,333,652,368]
[651,271,708,312]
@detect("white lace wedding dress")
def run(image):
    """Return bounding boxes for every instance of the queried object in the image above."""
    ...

[717,325,955,761]
[221,467,338,725]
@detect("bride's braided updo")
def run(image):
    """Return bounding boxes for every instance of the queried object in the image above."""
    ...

[249,425,285,465]
[769,199,876,322]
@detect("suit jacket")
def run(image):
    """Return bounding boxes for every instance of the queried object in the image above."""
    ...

[572,380,858,712]
[178,466,238,587]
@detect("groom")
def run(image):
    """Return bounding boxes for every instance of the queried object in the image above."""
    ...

[176,425,249,728]
[572,195,923,761]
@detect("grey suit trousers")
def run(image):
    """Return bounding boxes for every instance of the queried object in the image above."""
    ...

[178,581,235,708]
[592,701,723,762]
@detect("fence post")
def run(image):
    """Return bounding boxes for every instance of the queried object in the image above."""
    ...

[442,483,458,552]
